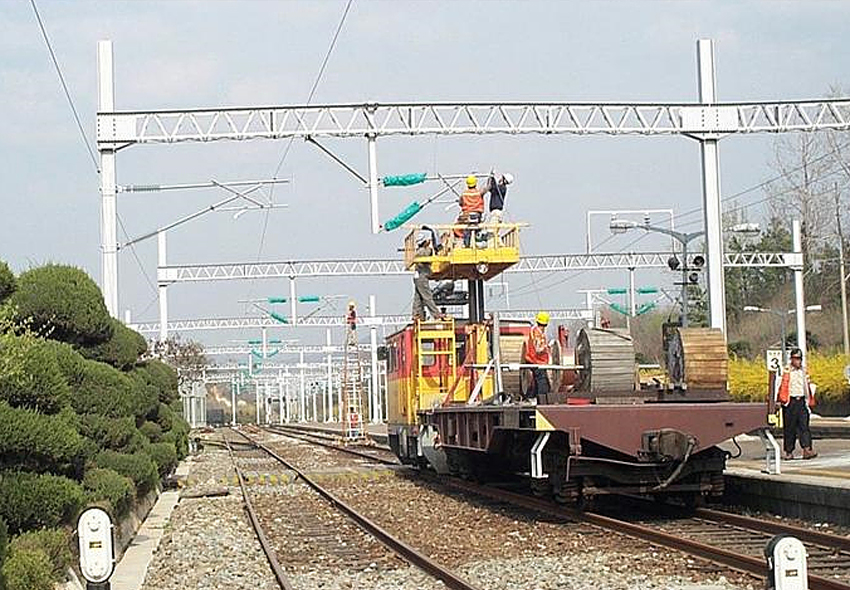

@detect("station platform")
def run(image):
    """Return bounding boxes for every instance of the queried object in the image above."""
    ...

[721,434,850,525]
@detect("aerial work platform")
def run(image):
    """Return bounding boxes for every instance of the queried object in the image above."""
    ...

[403,223,524,281]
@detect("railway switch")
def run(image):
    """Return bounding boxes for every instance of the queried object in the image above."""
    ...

[77,507,115,590]
[765,534,808,590]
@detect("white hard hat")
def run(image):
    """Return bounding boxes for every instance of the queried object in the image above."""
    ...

[502,173,514,185]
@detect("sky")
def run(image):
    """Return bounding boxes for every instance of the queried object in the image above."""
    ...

[1,0,849,359]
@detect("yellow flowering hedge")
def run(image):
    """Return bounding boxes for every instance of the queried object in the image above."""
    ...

[728,352,850,404]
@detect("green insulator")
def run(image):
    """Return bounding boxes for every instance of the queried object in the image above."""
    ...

[607,288,627,295]
[636,286,658,295]
[383,201,422,231]
[270,312,288,324]
[636,302,657,316]
[382,173,427,187]
[297,295,321,303]
[609,302,629,315]
[267,297,287,304]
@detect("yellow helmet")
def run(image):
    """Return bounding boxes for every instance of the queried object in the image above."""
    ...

[348,300,355,307]
[535,311,550,325]
[466,175,477,188]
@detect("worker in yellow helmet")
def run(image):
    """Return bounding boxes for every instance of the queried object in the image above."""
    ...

[455,175,485,248]
[523,311,551,402]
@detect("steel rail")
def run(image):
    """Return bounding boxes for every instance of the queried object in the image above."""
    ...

[231,428,482,590]
[436,477,850,590]
[694,507,850,554]
[264,424,397,465]
[223,435,295,590]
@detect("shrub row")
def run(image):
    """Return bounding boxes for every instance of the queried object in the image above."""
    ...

[131,360,179,405]
[0,335,70,414]
[9,265,112,347]
[92,450,158,496]
[0,471,84,534]
[79,318,147,370]
[70,359,157,420]
[1,528,71,590]
[145,442,178,478]
[77,414,148,454]
[0,402,84,475]
[83,468,135,518]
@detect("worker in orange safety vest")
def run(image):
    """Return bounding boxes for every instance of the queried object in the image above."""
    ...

[455,175,485,247]
[776,347,818,460]
[523,311,551,402]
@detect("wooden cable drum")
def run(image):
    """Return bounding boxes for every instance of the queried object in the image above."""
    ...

[574,328,636,393]
[498,334,525,401]
[666,327,728,390]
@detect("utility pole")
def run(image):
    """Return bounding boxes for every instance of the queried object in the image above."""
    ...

[836,184,849,358]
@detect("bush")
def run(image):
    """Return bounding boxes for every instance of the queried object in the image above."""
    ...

[729,352,850,404]
[131,360,178,405]
[0,335,70,414]
[71,359,156,419]
[77,414,148,454]
[79,318,146,370]
[83,468,134,518]
[0,402,85,475]
[0,261,14,303]
[1,547,53,590]
[10,265,112,347]
[39,339,86,385]
[161,430,189,460]
[0,516,7,589]
[145,442,178,478]
[8,528,70,581]
[139,420,163,443]
[93,450,158,496]
[0,472,85,534]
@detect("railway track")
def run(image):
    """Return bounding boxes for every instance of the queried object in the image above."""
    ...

[228,427,482,590]
[263,423,397,465]
[262,423,850,590]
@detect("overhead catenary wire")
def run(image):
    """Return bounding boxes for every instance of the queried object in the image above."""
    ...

[245,0,354,309]
[30,0,159,304]
[30,0,100,174]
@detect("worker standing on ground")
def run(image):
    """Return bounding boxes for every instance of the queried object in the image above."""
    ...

[412,227,448,321]
[524,312,551,402]
[346,300,357,346]
[456,175,485,247]
[776,348,818,460]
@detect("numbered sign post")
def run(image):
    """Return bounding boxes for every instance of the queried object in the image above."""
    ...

[766,349,784,427]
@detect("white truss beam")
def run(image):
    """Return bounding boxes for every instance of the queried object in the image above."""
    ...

[204,344,365,356]
[97,99,850,146]
[132,308,593,335]
[157,251,797,284]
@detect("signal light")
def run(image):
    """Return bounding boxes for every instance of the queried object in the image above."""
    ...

[689,272,700,284]
[692,254,706,268]
[667,256,680,271]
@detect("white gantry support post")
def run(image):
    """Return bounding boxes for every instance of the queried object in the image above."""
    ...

[289,278,297,324]
[367,127,380,233]
[326,329,333,423]
[98,40,118,317]
[261,326,268,360]
[230,376,237,426]
[284,370,291,423]
[254,379,260,425]
[157,230,168,341]
[277,372,284,425]
[697,38,727,335]
[793,219,808,363]
[369,295,380,423]
[299,351,306,422]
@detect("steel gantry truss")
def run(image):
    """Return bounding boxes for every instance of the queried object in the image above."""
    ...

[97,38,849,336]
[203,343,367,356]
[156,251,799,284]
[98,100,850,145]
[131,308,594,335]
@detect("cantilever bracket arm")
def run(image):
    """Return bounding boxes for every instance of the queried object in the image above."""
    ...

[305,135,368,184]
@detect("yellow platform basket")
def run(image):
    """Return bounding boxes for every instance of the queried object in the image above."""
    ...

[404,223,524,281]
